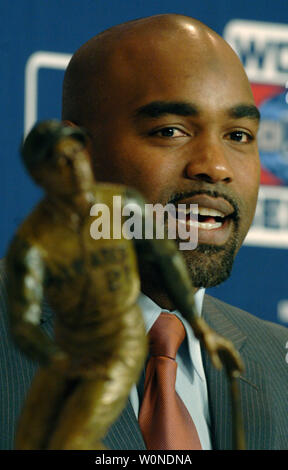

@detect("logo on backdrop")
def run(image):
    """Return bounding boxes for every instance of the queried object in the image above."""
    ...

[224,19,288,248]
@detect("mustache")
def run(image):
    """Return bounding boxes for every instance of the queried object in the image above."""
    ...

[165,188,240,220]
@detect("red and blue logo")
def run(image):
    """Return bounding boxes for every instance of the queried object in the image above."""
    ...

[253,84,288,186]
[224,19,288,247]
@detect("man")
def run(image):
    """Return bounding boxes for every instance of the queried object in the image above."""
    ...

[1,14,287,450]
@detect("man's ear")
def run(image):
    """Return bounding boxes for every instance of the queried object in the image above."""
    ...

[62,119,95,172]
[62,119,92,143]
[62,119,78,129]
[62,118,93,149]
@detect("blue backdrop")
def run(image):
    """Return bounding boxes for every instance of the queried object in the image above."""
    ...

[2,0,288,327]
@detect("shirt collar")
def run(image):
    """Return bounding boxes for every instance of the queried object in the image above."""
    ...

[138,288,205,326]
[137,288,206,380]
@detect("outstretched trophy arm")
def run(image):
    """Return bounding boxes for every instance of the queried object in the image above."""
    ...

[143,236,243,373]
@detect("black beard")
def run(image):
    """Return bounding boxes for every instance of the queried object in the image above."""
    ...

[179,229,239,288]
[165,188,241,288]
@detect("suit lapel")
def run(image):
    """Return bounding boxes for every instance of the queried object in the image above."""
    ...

[202,295,273,450]
[103,398,146,450]
[40,292,273,450]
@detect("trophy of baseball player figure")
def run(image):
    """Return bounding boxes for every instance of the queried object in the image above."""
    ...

[6,120,245,450]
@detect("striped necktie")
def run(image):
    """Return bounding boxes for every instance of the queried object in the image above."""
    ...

[139,312,202,450]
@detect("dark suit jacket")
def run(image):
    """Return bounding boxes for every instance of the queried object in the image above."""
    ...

[0,259,287,450]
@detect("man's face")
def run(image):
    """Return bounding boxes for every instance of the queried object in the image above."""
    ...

[84,31,261,287]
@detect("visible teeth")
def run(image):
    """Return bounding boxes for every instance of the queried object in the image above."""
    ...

[197,206,225,217]
[187,220,223,230]
[177,205,225,217]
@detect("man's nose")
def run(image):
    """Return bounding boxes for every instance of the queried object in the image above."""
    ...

[184,136,233,184]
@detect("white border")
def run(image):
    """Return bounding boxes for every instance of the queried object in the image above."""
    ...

[245,185,288,248]
[24,51,71,136]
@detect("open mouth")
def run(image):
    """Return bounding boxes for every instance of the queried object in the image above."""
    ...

[175,205,229,231]
[167,193,237,245]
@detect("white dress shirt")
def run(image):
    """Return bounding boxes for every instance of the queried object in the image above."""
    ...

[130,289,212,450]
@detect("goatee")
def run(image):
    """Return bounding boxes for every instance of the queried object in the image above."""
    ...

[182,231,239,288]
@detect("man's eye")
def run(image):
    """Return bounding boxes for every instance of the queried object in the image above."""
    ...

[229,130,253,143]
[151,127,187,138]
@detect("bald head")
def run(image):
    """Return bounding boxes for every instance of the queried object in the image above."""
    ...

[61,14,260,291]
[62,14,251,128]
